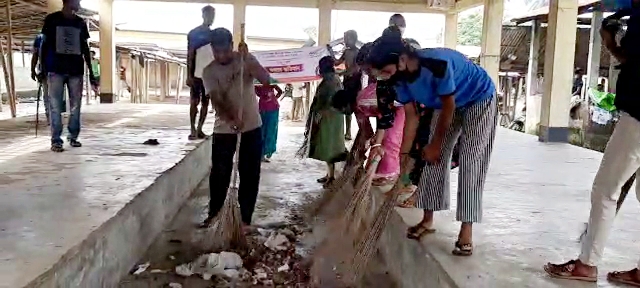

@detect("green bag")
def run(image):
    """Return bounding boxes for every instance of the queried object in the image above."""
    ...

[589,89,617,112]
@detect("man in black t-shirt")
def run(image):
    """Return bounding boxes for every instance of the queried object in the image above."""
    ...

[544,2,640,285]
[40,0,94,152]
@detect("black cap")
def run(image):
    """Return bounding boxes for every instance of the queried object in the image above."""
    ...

[210,27,232,48]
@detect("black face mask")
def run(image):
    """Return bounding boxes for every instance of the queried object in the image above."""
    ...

[395,65,421,83]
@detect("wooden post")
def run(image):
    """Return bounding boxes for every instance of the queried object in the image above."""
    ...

[175,65,183,103]
[144,60,149,103]
[0,40,10,115]
[154,61,159,100]
[20,41,24,67]
[5,2,17,118]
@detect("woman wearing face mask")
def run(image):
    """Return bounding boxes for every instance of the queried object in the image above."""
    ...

[368,28,497,256]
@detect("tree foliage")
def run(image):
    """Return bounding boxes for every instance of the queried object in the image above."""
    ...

[457,12,483,46]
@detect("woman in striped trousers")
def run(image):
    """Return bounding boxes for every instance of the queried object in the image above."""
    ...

[368,28,497,256]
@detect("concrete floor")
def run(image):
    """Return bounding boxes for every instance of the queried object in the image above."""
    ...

[0,104,214,288]
[408,129,640,288]
[2,99,637,288]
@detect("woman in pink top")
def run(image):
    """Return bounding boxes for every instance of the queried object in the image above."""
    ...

[255,84,283,162]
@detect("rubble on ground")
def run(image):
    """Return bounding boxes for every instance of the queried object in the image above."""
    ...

[129,223,312,287]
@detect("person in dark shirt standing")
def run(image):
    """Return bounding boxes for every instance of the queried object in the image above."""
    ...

[572,67,584,96]
[40,0,94,152]
[544,1,640,285]
[186,5,215,140]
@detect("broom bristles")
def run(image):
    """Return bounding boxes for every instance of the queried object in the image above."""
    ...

[213,187,246,249]
[345,158,416,284]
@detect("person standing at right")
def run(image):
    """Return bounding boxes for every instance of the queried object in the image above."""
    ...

[186,5,215,140]
[40,0,95,152]
[544,1,640,285]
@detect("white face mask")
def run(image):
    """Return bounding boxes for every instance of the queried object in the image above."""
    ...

[399,27,406,36]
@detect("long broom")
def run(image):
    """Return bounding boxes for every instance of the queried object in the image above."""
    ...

[345,157,415,284]
[309,129,368,216]
[579,174,635,242]
[310,150,382,285]
[212,23,248,250]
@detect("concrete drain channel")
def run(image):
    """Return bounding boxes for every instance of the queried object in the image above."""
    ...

[116,181,455,287]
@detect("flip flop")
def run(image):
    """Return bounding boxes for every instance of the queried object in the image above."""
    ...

[407,222,436,240]
[452,241,473,256]
[197,131,207,139]
[608,269,640,287]
[188,134,197,140]
[543,260,597,282]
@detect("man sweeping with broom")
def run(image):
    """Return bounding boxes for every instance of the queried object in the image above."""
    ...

[199,27,273,237]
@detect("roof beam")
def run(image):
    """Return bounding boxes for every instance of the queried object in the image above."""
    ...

[117,0,447,13]
[452,0,483,13]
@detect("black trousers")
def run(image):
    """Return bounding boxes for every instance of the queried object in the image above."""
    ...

[208,127,263,225]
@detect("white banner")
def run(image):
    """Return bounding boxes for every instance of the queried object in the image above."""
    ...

[252,46,329,83]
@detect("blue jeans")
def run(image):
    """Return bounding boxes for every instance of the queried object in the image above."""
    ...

[48,73,83,145]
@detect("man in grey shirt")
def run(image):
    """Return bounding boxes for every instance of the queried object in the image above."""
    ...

[200,28,272,230]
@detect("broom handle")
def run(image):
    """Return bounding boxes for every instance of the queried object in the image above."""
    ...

[230,23,247,189]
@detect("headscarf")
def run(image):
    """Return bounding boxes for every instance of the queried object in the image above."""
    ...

[355,42,374,66]
[318,55,335,75]
[368,26,407,70]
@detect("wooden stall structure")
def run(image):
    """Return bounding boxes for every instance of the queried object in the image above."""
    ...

[0,0,96,117]
[105,43,186,104]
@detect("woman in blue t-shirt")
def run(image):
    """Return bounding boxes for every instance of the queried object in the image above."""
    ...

[368,28,497,256]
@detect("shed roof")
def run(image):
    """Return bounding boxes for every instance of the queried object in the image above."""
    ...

[0,0,97,44]
[510,0,602,24]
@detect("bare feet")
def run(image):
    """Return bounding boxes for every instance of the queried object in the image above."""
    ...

[543,259,597,282]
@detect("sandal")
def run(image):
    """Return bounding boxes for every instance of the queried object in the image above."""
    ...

[51,143,64,153]
[69,140,82,148]
[197,131,207,139]
[406,222,435,240]
[452,241,473,256]
[322,177,335,189]
[188,134,197,140]
[608,268,640,287]
[543,260,597,282]
[317,176,330,183]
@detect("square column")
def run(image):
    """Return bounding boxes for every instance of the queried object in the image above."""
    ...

[525,19,542,134]
[479,0,504,86]
[317,0,333,45]
[233,0,246,49]
[586,10,603,93]
[98,0,116,103]
[444,12,458,49]
[539,0,578,142]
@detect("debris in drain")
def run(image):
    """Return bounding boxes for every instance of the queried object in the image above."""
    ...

[264,233,289,251]
[174,251,243,280]
[131,262,150,275]
[168,283,182,288]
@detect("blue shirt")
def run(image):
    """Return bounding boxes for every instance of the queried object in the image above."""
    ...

[395,48,495,109]
[187,25,211,52]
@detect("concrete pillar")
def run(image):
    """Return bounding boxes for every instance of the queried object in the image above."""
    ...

[232,0,246,50]
[525,20,542,134]
[98,0,116,103]
[47,0,62,12]
[479,0,504,86]
[317,0,333,45]
[539,0,578,142]
[586,10,603,95]
[444,13,458,49]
